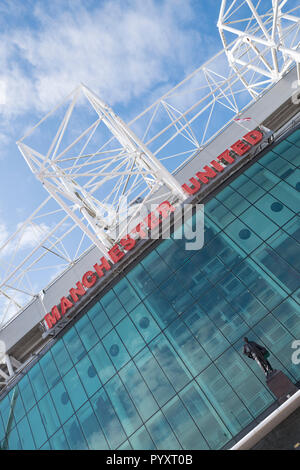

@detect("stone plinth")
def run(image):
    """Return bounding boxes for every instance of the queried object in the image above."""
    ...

[267,370,298,405]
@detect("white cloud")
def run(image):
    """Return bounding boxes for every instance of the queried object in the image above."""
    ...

[0,0,202,118]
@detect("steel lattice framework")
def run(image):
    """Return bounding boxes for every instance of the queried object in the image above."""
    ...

[0,0,299,330]
[218,0,300,92]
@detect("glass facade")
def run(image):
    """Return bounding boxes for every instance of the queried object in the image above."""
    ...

[0,129,299,450]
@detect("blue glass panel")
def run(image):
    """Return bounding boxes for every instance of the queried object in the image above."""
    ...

[159,273,195,314]
[116,316,145,357]
[148,334,192,391]
[49,428,70,450]
[217,272,268,326]
[10,386,25,425]
[119,361,159,421]
[206,199,235,229]
[230,175,264,203]
[163,395,209,450]
[100,289,127,325]
[179,382,232,449]
[243,163,280,190]
[18,374,36,413]
[251,243,299,293]
[232,259,287,311]
[134,347,175,408]
[89,342,116,384]
[130,303,160,343]
[87,301,113,339]
[39,351,61,389]
[50,380,74,425]
[283,215,300,243]
[270,180,300,213]
[259,150,296,178]
[90,387,126,448]
[51,339,73,377]
[156,238,192,271]
[76,401,109,450]
[141,249,171,286]
[197,364,253,436]
[102,329,130,370]
[200,287,248,343]
[118,439,133,450]
[75,354,102,398]
[17,416,35,450]
[239,206,278,239]
[38,394,61,438]
[28,362,48,402]
[182,304,230,360]
[205,231,246,270]
[63,367,88,411]
[272,139,300,166]
[63,327,86,364]
[215,348,273,416]
[143,290,177,328]
[216,186,250,216]
[272,298,300,337]
[40,441,51,450]
[63,415,88,450]
[7,426,22,450]
[255,193,294,226]
[165,318,211,375]
[224,218,263,254]
[146,411,181,449]
[105,375,142,436]
[267,230,300,272]
[126,263,156,299]
[129,425,156,450]
[27,405,47,448]
[113,277,141,313]
[75,314,99,351]
[0,394,13,432]
[174,256,214,300]
[252,316,300,382]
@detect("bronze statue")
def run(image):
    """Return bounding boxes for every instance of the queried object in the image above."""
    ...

[243,337,274,378]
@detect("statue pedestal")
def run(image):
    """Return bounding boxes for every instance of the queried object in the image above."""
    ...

[266,370,298,405]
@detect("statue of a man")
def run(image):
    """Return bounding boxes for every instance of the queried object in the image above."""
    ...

[243,337,274,378]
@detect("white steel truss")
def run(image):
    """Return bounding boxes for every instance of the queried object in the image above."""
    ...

[218,0,300,89]
[0,0,298,330]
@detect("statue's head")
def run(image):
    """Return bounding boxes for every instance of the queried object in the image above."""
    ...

[244,337,249,343]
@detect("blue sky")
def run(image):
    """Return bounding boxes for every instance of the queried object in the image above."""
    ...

[0,0,222,237]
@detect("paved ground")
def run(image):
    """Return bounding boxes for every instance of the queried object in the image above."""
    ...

[252,406,300,450]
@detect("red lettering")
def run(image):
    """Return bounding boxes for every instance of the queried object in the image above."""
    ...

[108,244,125,263]
[131,222,147,239]
[69,281,86,303]
[157,201,175,218]
[217,149,235,165]
[145,211,161,230]
[60,297,73,316]
[243,129,263,146]
[94,257,111,278]
[182,178,201,195]
[195,166,217,184]
[210,160,224,172]
[82,271,97,288]
[231,139,251,156]
[44,306,61,329]
[120,234,136,251]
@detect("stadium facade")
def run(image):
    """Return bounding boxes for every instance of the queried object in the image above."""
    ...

[0,4,300,451]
